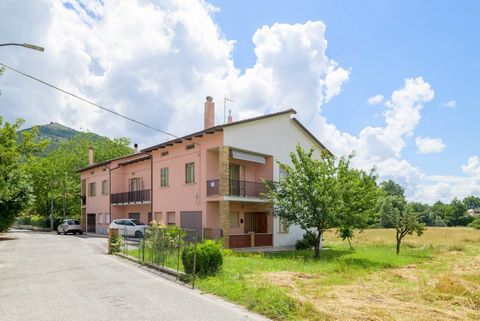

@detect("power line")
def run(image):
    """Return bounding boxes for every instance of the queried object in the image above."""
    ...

[0,62,179,139]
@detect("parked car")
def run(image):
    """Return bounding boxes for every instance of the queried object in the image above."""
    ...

[108,219,149,238]
[57,219,83,235]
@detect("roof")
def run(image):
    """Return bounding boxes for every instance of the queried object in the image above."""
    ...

[78,108,332,172]
[76,152,148,173]
[142,108,331,155]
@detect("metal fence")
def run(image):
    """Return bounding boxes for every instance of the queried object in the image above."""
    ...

[119,226,198,288]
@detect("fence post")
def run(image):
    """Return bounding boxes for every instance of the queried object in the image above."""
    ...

[192,230,197,289]
[176,228,181,280]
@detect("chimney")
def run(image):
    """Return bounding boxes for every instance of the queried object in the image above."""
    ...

[88,146,94,165]
[227,109,233,124]
[204,96,215,129]
[133,143,139,154]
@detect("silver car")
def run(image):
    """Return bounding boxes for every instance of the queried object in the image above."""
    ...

[57,219,83,235]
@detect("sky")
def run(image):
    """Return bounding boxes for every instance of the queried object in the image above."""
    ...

[1,0,479,204]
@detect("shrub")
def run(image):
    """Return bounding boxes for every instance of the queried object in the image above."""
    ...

[16,216,31,225]
[109,235,124,254]
[468,217,480,230]
[181,240,223,276]
[295,232,316,250]
[31,215,50,228]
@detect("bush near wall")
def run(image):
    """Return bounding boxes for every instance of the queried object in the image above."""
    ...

[181,240,223,276]
[16,216,32,225]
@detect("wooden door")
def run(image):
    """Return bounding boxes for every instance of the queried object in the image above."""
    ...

[87,213,96,233]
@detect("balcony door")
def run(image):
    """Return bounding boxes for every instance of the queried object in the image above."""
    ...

[229,164,244,196]
[129,177,144,192]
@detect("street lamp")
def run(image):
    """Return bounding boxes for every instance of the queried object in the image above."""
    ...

[0,43,44,52]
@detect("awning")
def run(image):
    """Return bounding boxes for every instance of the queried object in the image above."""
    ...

[232,150,266,164]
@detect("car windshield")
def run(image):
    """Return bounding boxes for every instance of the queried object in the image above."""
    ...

[130,219,145,226]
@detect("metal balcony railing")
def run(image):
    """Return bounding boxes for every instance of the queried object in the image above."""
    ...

[110,189,151,204]
[206,179,268,198]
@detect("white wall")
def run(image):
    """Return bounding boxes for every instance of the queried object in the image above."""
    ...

[223,112,325,246]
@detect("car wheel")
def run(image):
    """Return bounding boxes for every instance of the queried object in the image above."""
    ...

[73,231,77,235]
[79,231,83,235]
[135,230,143,238]
[63,230,68,235]
[57,230,60,235]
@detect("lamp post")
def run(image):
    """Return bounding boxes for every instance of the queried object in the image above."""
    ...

[0,43,44,52]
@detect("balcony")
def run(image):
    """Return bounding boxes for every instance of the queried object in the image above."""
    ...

[110,189,151,205]
[206,179,268,198]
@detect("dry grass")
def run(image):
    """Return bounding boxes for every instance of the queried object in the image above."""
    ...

[263,227,480,321]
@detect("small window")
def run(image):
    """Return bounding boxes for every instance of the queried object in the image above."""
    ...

[98,213,104,224]
[148,212,153,224]
[279,218,289,233]
[101,180,109,195]
[88,182,96,196]
[185,144,195,150]
[279,167,288,179]
[160,167,169,187]
[105,213,111,224]
[229,212,239,228]
[185,162,195,184]
[167,212,175,225]
[161,151,169,157]
[154,212,162,223]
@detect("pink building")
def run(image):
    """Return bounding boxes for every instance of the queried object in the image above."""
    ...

[78,97,330,248]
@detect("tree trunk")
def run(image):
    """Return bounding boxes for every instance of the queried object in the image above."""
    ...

[396,231,401,255]
[314,231,323,258]
[347,237,353,250]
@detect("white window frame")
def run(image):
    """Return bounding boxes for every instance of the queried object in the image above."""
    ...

[167,212,175,225]
[105,213,111,224]
[98,213,104,224]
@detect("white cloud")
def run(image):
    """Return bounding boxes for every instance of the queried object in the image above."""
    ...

[442,100,457,108]
[462,156,480,177]
[367,94,384,105]
[415,137,446,154]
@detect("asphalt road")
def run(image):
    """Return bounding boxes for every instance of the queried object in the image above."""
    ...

[0,229,269,321]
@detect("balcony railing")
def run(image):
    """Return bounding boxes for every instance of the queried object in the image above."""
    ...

[110,189,151,204]
[206,179,268,198]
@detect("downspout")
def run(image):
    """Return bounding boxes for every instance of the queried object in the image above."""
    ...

[150,153,153,223]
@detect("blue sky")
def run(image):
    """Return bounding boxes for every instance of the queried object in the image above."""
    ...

[1,0,479,202]
[208,0,480,177]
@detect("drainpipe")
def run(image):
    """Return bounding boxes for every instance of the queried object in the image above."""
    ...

[150,154,153,223]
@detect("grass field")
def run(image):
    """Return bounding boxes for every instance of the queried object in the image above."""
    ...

[193,228,480,321]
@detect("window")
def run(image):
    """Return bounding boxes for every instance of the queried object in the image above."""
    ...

[129,177,143,191]
[105,213,111,224]
[161,151,169,157]
[129,212,140,220]
[160,168,169,187]
[185,144,195,150]
[167,212,175,225]
[98,213,103,224]
[185,162,195,184]
[279,218,289,233]
[101,180,109,195]
[88,182,96,196]
[154,212,162,223]
[229,212,239,228]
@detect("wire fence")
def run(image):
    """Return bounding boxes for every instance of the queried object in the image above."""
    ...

[118,226,198,288]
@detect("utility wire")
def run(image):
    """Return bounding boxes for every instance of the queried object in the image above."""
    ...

[0,62,179,139]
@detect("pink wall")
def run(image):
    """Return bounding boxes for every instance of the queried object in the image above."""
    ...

[149,132,223,227]
[229,202,273,235]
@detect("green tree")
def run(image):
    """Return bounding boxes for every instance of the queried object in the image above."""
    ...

[266,145,379,258]
[379,196,425,254]
[27,133,131,219]
[0,118,47,231]
[463,196,480,210]
[336,155,380,248]
[380,179,405,198]
[446,198,471,226]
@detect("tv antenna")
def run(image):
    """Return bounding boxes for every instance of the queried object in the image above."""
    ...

[224,93,234,123]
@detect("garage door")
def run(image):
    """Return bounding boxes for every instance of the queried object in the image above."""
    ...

[180,211,202,241]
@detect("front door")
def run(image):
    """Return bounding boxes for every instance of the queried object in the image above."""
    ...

[244,212,267,233]
[87,213,96,233]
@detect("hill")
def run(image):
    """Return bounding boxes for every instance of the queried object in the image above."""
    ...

[19,122,102,154]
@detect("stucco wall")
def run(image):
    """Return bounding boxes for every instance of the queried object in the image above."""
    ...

[223,113,324,246]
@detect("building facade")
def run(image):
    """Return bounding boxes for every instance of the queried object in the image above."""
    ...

[78,97,329,248]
